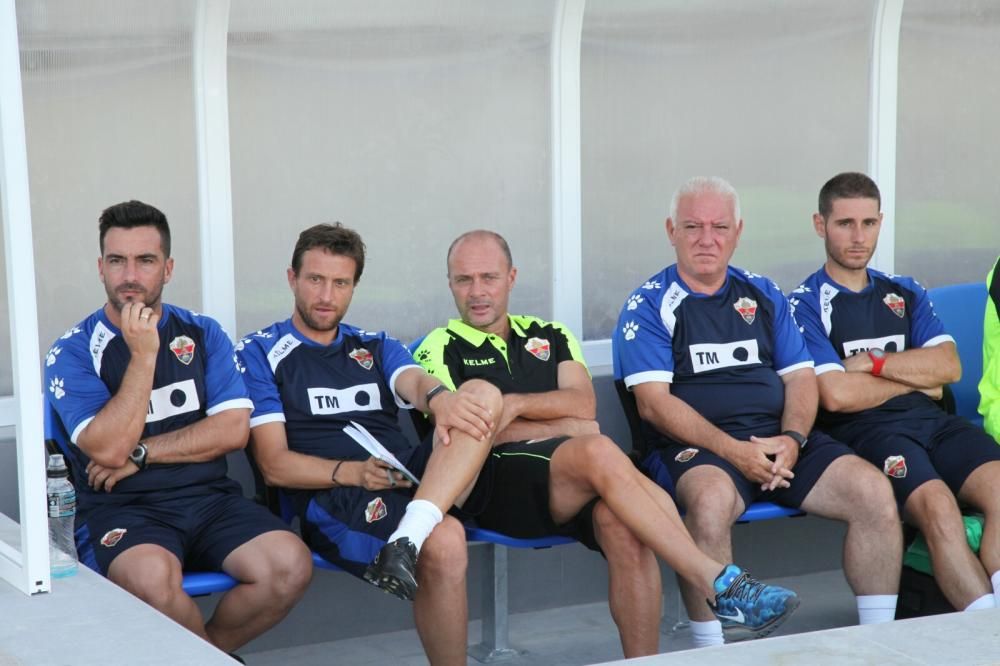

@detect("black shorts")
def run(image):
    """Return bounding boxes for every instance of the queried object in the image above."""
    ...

[464,437,600,552]
[76,479,292,576]
[838,413,1000,507]
[301,434,434,579]
[643,430,854,511]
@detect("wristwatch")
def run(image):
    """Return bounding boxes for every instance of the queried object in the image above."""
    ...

[868,348,887,377]
[129,442,148,471]
[781,430,808,449]
[425,383,450,407]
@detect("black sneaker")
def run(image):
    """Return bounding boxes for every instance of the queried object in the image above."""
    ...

[364,537,418,601]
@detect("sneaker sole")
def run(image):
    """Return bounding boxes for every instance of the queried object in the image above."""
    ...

[724,596,801,642]
[363,566,417,602]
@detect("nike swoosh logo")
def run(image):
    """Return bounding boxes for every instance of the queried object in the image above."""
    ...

[716,608,745,623]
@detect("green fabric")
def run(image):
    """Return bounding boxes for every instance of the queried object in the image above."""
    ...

[981,256,1000,442]
[903,514,985,576]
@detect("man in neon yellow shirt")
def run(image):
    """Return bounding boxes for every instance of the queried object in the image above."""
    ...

[980,256,1000,442]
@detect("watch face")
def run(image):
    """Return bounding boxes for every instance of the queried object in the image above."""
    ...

[870,348,886,359]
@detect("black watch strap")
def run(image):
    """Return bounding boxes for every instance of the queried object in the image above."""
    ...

[129,442,148,471]
[781,430,808,448]
[425,383,450,407]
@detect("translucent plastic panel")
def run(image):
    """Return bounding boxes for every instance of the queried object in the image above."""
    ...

[0,427,15,518]
[229,1,555,342]
[0,195,10,396]
[17,1,202,352]
[896,1,1000,288]
[581,0,875,339]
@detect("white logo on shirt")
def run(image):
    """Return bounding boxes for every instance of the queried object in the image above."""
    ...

[46,346,62,367]
[622,321,639,341]
[267,334,302,373]
[689,340,760,373]
[147,379,201,423]
[308,383,382,415]
[89,321,116,375]
[626,294,644,311]
[60,326,81,340]
[842,334,906,358]
[642,280,662,290]
[49,377,66,400]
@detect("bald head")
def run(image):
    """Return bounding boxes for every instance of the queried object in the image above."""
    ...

[446,230,512,276]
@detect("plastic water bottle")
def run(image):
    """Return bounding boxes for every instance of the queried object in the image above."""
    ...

[47,454,78,578]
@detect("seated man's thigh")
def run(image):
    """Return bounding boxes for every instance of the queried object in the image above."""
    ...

[768,431,853,509]
[302,486,414,578]
[185,491,294,573]
[851,432,940,509]
[648,444,751,518]
[467,437,602,552]
[77,502,185,576]
[928,416,1000,496]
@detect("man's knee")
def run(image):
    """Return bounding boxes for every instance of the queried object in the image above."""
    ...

[850,469,900,526]
[259,533,313,598]
[417,517,467,586]
[109,547,183,608]
[677,474,740,539]
[906,482,963,535]
[457,379,503,416]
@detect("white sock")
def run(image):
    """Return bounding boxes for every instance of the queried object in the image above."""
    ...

[964,593,997,612]
[690,619,724,648]
[387,499,442,553]
[856,594,898,624]
[991,570,1000,605]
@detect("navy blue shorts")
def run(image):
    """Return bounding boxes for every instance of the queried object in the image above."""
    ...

[75,479,292,576]
[643,430,853,511]
[301,435,434,579]
[841,413,1000,507]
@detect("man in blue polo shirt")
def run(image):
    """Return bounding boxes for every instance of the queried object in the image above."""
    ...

[613,176,902,647]
[792,172,1000,613]
[44,201,311,658]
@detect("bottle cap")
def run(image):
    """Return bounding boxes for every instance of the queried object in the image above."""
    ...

[47,453,68,476]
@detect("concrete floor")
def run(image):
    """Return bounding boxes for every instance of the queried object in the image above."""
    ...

[243,568,861,665]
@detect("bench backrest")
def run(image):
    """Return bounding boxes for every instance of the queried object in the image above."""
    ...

[927,282,987,425]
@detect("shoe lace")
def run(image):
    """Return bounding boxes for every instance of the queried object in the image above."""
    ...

[719,572,764,604]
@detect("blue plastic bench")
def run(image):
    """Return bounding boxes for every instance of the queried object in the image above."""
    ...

[927,282,987,427]
[181,571,238,597]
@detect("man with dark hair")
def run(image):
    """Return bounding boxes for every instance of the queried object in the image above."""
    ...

[45,200,312,657]
[238,223,501,665]
[981,256,1000,442]
[412,229,802,658]
[613,176,902,647]
[792,171,1000,612]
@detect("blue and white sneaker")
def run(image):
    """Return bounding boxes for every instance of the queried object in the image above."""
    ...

[709,564,799,641]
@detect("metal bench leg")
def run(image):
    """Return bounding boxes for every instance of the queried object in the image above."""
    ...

[660,573,690,635]
[468,542,521,662]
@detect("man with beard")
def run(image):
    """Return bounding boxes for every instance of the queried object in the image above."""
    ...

[237,223,501,666]
[44,200,312,658]
[791,172,1000,612]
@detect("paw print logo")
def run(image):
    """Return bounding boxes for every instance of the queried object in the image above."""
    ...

[416,349,431,363]
[742,269,763,280]
[253,330,273,339]
[60,326,81,340]
[641,280,661,290]
[626,294,644,311]
[46,346,62,367]
[49,377,66,400]
[791,285,811,294]
[622,321,639,341]
[234,353,246,374]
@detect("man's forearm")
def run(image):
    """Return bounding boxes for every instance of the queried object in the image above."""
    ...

[818,372,922,413]
[779,373,818,433]
[635,389,739,461]
[846,344,960,389]
[145,408,249,464]
[76,354,157,467]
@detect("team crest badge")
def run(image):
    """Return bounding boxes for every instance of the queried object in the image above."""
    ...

[169,336,196,365]
[675,448,699,463]
[100,528,127,548]
[525,337,551,361]
[365,497,388,523]
[883,293,906,318]
[349,348,374,370]
[883,455,907,479]
[733,297,758,325]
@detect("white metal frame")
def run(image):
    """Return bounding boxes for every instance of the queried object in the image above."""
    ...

[0,0,51,595]
[193,0,237,336]
[868,0,904,274]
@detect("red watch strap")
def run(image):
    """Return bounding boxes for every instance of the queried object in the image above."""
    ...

[869,350,887,376]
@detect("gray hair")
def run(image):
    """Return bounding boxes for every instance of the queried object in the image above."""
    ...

[669,176,742,223]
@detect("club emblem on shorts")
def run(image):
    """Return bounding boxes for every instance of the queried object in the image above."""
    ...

[733,297,758,325]
[525,337,551,361]
[883,293,906,318]
[169,336,196,365]
[100,528,127,548]
[883,455,907,479]
[365,497,388,523]
[675,448,699,463]
[350,348,374,370]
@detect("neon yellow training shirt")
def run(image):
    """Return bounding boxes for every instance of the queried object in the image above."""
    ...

[980,256,1000,442]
